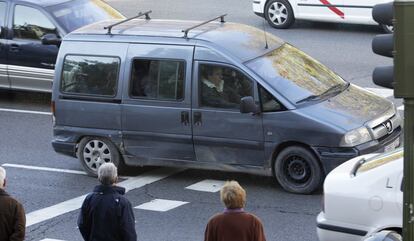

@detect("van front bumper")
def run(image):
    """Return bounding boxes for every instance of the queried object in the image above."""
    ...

[313,126,402,174]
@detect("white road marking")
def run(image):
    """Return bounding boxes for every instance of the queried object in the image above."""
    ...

[365,87,394,98]
[185,179,225,193]
[398,105,404,111]
[0,107,51,115]
[25,167,185,227]
[2,163,87,175]
[135,199,188,212]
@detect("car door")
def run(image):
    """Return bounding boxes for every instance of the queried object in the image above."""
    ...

[122,44,195,164]
[192,62,265,166]
[296,0,345,21]
[342,0,389,24]
[0,1,8,89]
[7,3,61,92]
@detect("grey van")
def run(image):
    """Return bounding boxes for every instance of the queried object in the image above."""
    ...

[51,14,402,194]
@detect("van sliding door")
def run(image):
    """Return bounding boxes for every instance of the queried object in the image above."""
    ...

[121,44,195,165]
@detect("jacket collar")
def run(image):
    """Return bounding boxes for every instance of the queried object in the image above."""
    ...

[0,188,9,196]
[93,184,125,195]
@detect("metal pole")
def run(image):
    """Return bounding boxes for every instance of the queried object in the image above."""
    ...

[394,1,414,240]
[403,100,414,241]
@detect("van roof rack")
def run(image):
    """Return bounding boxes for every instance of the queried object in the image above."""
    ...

[104,10,152,34]
[182,14,227,38]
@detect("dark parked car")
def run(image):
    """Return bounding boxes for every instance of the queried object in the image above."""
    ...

[0,0,124,92]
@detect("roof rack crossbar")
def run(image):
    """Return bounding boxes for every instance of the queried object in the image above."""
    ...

[104,10,152,34]
[182,14,227,38]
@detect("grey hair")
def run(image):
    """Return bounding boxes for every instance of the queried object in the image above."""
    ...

[0,166,6,187]
[98,163,118,185]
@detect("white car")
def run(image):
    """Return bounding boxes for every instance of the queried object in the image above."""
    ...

[252,0,393,32]
[317,148,403,241]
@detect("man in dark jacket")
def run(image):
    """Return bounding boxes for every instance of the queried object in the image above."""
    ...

[78,163,137,241]
[200,66,241,109]
[0,166,26,241]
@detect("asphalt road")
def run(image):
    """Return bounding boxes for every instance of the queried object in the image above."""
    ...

[0,1,402,241]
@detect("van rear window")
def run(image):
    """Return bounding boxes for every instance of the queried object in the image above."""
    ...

[60,55,120,96]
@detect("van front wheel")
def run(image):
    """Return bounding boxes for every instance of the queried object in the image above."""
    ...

[78,137,122,176]
[274,146,323,194]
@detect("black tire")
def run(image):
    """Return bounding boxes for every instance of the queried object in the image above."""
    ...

[264,0,295,29]
[381,24,394,33]
[77,137,125,176]
[274,146,323,194]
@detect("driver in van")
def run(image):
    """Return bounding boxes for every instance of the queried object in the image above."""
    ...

[200,66,240,108]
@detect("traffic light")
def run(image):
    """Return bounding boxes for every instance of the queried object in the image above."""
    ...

[372,2,394,89]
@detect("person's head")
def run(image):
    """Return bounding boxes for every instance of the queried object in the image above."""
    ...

[98,163,118,186]
[0,166,6,189]
[220,180,246,209]
[202,66,223,85]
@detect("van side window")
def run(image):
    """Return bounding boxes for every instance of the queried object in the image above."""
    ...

[0,2,6,31]
[259,86,285,112]
[13,5,59,40]
[130,59,185,101]
[60,55,119,96]
[199,64,252,109]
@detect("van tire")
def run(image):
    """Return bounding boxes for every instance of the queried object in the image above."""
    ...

[274,146,323,194]
[265,0,295,29]
[78,137,123,177]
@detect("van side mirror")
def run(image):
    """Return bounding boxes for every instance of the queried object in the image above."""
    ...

[240,96,260,114]
[41,34,61,47]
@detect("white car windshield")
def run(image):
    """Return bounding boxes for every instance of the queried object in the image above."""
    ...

[48,0,124,33]
[246,44,347,104]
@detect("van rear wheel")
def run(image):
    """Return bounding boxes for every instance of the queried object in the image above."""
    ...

[274,146,323,194]
[77,137,122,176]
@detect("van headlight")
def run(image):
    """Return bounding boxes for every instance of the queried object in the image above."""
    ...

[340,127,372,147]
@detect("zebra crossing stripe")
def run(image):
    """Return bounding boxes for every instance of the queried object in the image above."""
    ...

[135,199,188,212]
[185,179,225,193]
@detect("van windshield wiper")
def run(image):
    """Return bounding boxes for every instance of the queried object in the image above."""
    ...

[296,94,321,104]
[296,82,350,104]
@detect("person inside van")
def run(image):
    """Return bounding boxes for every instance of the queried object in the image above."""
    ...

[200,65,240,109]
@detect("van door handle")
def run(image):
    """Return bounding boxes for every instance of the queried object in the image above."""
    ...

[194,111,202,126]
[10,44,20,52]
[181,111,189,126]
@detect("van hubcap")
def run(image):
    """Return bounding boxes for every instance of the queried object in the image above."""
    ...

[83,140,112,171]
[268,2,288,25]
[284,155,310,184]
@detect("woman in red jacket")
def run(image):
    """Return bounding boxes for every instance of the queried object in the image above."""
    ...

[204,180,267,241]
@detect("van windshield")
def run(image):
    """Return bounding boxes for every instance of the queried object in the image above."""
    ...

[246,44,347,104]
[48,0,124,33]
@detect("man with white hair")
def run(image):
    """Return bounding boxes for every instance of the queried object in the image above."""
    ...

[0,166,26,241]
[78,163,137,241]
